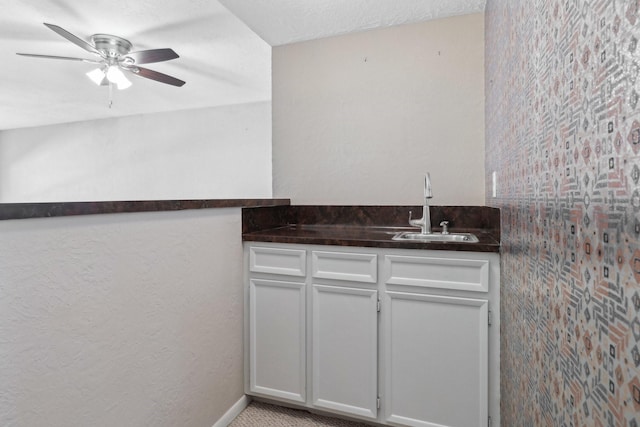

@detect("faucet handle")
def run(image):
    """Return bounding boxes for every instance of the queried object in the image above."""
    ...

[408,211,420,227]
[439,221,449,234]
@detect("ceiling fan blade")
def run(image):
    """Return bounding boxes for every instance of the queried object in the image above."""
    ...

[16,53,100,64]
[125,48,179,64]
[125,66,186,87]
[43,22,103,57]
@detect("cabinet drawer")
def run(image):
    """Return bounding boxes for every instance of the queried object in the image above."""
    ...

[312,251,377,283]
[384,255,489,292]
[250,246,306,277]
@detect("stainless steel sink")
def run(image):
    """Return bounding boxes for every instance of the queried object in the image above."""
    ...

[392,231,479,243]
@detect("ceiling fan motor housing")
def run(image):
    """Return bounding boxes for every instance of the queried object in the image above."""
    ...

[90,34,132,58]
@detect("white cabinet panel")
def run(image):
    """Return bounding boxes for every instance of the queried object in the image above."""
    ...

[249,278,306,402]
[384,292,488,427]
[312,250,377,283]
[385,255,489,292]
[250,246,306,276]
[312,284,379,419]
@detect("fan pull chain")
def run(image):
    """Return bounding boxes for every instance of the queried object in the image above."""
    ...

[108,82,113,108]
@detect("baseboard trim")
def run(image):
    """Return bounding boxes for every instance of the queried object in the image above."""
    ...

[212,395,251,427]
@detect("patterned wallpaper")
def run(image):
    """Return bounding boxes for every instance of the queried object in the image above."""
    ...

[485,0,640,425]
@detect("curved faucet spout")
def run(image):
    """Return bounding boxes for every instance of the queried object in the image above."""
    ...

[408,174,433,234]
[424,173,433,199]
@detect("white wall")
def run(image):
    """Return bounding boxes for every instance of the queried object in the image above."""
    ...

[0,101,272,202]
[0,208,244,427]
[272,13,485,205]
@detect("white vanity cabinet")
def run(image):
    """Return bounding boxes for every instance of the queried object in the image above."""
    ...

[244,242,500,427]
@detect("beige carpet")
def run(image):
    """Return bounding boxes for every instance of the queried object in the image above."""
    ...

[228,401,373,427]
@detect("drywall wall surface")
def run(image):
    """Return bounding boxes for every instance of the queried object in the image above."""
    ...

[0,208,244,427]
[485,0,640,425]
[0,101,271,202]
[272,14,485,205]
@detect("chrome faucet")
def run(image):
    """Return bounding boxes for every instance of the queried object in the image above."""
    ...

[408,173,433,234]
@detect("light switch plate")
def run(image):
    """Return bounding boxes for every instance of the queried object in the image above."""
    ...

[492,171,497,198]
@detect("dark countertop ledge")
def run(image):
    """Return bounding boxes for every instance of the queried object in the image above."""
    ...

[0,198,291,221]
[242,205,501,253]
[243,224,500,252]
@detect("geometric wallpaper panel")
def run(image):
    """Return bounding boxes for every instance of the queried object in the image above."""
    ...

[485,0,640,425]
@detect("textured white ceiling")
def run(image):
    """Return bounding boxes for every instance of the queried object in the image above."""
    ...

[219,0,486,46]
[0,0,485,131]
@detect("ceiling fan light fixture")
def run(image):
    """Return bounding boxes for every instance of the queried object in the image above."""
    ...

[86,67,107,86]
[106,66,132,90]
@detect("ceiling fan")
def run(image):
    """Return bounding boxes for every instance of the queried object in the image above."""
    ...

[16,23,186,92]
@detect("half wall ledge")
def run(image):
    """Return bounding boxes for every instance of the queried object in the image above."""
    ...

[0,199,291,221]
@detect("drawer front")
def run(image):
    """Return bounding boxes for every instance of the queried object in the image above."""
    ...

[384,255,489,292]
[250,246,306,277]
[312,251,377,283]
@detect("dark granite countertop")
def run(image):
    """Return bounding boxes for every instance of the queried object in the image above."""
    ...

[0,198,290,221]
[242,205,500,253]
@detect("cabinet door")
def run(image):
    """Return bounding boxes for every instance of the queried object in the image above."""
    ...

[384,292,488,427]
[312,284,379,419]
[249,278,306,403]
